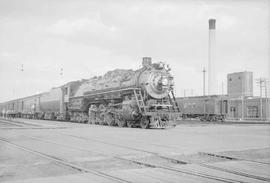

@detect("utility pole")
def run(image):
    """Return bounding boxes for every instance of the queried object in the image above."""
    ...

[256,78,264,120]
[265,80,268,98]
[222,81,224,95]
[203,67,206,96]
[241,76,244,120]
[265,80,269,120]
[220,81,224,118]
[241,95,244,120]
[266,80,268,120]
[260,78,263,120]
[202,67,206,119]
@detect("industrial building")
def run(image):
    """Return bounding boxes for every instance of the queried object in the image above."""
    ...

[227,97,269,120]
[226,71,269,120]
[227,71,253,97]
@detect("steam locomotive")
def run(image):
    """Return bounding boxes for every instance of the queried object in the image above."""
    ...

[0,57,180,129]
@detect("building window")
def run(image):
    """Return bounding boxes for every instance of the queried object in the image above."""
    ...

[230,107,236,112]
[64,87,68,95]
[247,106,258,118]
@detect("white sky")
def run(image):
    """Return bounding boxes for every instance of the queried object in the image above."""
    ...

[0,0,269,102]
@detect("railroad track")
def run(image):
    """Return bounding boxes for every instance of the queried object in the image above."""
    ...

[21,134,269,183]
[0,138,131,183]
[0,118,68,130]
[0,118,41,127]
[199,163,270,182]
[62,133,270,182]
[0,119,25,127]
[199,152,270,166]
[197,152,270,182]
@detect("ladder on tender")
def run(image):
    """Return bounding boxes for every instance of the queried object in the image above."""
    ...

[133,89,146,113]
[168,91,180,112]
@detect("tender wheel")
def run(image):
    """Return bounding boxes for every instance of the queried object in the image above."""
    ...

[88,105,97,124]
[94,112,105,125]
[88,113,95,124]
[140,117,150,129]
[96,105,106,125]
[95,119,100,124]
[127,121,133,128]
[95,114,101,124]
[115,115,126,127]
[98,116,106,125]
[104,113,115,126]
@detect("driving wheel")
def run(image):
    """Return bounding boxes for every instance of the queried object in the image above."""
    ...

[140,116,150,129]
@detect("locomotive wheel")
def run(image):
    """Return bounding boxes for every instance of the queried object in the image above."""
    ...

[97,117,106,125]
[95,113,104,125]
[88,118,92,124]
[88,114,95,124]
[104,113,115,126]
[115,117,126,127]
[94,120,99,124]
[127,121,133,128]
[101,118,107,125]
[140,117,150,129]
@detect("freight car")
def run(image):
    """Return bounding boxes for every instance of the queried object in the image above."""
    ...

[177,95,228,122]
[0,94,41,118]
[0,57,181,129]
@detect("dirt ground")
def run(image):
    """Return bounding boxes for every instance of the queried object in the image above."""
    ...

[1,118,270,183]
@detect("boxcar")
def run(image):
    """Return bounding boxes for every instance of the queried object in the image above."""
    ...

[177,95,228,121]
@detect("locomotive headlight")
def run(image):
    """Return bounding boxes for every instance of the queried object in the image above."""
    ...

[161,78,168,86]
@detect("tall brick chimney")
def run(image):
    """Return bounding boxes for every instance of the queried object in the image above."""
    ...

[208,19,216,95]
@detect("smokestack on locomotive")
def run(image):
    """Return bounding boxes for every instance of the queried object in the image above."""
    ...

[208,19,217,95]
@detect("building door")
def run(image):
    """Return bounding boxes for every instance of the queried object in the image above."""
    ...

[247,106,258,119]
[230,107,236,118]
